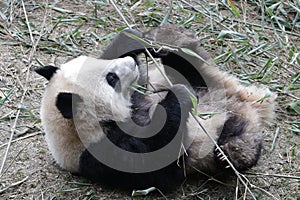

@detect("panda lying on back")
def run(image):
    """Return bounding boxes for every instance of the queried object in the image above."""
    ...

[36,25,276,192]
[36,56,194,191]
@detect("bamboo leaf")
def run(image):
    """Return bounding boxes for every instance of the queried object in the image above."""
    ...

[197,112,220,118]
[0,88,14,108]
[160,7,171,26]
[129,85,149,96]
[123,32,152,46]
[228,0,241,18]
[180,47,209,64]
[190,94,198,115]
[286,101,300,116]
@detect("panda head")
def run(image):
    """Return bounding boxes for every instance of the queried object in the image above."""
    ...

[36,56,139,123]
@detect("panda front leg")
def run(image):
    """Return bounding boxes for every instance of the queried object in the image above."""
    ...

[144,84,194,151]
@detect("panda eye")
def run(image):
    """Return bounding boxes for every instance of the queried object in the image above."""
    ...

[106,72,120,88]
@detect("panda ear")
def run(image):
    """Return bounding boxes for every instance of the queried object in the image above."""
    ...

[56,92,83,119]
[35,65,59,80]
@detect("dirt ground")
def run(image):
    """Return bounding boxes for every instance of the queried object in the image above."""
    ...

[0,1,299,199]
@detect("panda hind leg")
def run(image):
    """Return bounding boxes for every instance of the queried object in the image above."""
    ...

[215,115,263,171]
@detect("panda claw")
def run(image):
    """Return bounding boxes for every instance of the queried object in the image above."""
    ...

[220,156,227,161]
[225,165,231,169]
[217,152,222,157]
[215,145,224,152]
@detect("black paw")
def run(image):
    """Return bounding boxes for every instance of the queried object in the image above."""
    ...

[215,132,263,171]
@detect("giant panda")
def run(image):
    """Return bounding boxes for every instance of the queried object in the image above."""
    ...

[36,25,276,192]
[36,56,195,191]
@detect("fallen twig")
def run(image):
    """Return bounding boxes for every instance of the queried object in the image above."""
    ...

[0,132,41,149]
[0,176,28,194]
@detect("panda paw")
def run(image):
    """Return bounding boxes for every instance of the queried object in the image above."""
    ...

[215,132,263,171]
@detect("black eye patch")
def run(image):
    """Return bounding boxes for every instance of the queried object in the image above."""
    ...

[106,72,120,89]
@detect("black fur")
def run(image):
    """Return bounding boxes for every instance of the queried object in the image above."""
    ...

[79,84,192,191]
[100,29,144,60]
[217,115,246,144]
[120,49,207,89]
[159,52,207,88]
[80,147,185,191]
[215,115,263,171]
[106,72,121,91]
[56,92,83,119]
[35,65,59,81]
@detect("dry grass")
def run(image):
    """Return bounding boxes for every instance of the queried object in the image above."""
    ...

[0,0,299,199]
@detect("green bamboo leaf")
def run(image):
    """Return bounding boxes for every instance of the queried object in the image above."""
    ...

[286,101,300,116]
[189,94,198,115]
[34,119,42,125]
[288,126,300,134]
[129,85,149,96]
[160,8,171,26]
[228,0,241,18]
[0,88,14,108]
[197,112,220,118]
[268,2,281,11]
[247,43,268,55]
[123,32,152,46]
[180,47,209,65]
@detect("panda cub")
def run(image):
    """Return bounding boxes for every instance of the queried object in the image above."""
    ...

[36,56,193,191]
[36,25,276,192]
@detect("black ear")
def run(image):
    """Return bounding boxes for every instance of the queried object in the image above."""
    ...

[35,65,59,80]
[56,92,83,119]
